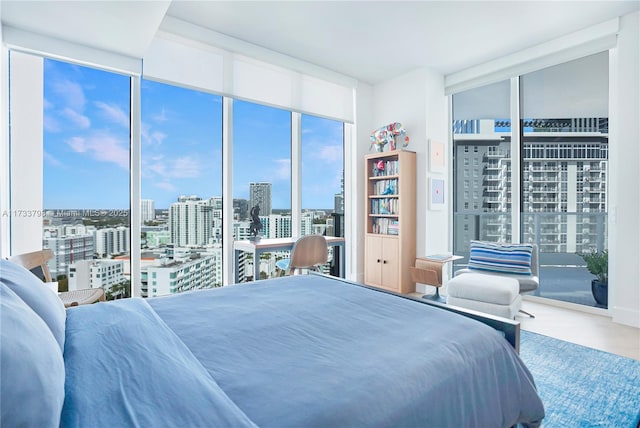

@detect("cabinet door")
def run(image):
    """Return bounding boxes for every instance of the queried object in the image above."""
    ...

[364,236,382,286]
[380,237,399,289]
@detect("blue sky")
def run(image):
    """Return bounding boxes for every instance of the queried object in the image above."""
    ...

[43,59,343,210]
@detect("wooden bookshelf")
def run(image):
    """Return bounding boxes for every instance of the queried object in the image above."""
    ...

[364,150,416,294]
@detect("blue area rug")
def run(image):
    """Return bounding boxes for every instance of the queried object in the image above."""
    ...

[520,331,640,427]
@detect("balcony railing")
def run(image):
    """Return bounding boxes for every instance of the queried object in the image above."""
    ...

[454,212,607,258]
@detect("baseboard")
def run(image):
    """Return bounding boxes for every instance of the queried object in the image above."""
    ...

[611,307,640,328]
[523,295,609,316]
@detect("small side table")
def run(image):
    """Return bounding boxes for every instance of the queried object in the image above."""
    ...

[410,255,463,302]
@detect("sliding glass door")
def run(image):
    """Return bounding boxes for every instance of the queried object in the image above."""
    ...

[452,52,609,309]
[520,52,609,308]
[452,80,512,265]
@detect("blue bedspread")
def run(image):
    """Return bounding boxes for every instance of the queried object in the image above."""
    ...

[62,275,544,427]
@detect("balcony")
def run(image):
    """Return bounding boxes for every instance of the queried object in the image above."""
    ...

[454,211,607,308]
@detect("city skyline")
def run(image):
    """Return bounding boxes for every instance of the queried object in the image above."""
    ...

[43,59,344,211]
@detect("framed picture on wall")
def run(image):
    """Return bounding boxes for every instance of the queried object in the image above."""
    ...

[429,139,446,173]
[430,177,445,210]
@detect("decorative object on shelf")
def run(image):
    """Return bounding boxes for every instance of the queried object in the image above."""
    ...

[249,204,262,241]
[580,249,608,306]
[373,160,386,176]
[429,139,446,172]
[370,122,410,152]
[381,182,395,195]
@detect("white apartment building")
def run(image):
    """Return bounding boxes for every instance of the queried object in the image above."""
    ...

[169,196,213,247]
[43,232,94,278]
[94,227,130,257]
[301,214,314,236]
[141,199,155,224]
[267,215,291,238]
[68,259,125,292]
[454,118,608,255]
[142,249,221,297]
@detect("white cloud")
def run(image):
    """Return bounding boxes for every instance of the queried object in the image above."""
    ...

[141,123,167,145]
[61,108,90,129]
[44,114,61,133]
[67,136,87,152]
[153,108,168,123]
[43,151,64,168]
[91,132,129,169]
[155,181,176,192]
[52,79,86,110]
[316,144,343,163]
[144,155,202,179]
[145,158,167,177]
[65,132,129,169]
[171,156,201,178]
[94,101,129,127]
[150,131,167,145]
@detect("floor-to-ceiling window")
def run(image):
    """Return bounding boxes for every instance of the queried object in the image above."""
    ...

[301,114,344,276]
[520,52,609,308]
[232,100,292,281]
[7,52,349,292]
[42,58,131,299]
[452,52,609,309]
[140,80,223,297]
[452,79,512,256]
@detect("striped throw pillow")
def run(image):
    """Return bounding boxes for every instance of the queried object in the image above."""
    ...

[468,241,533,276]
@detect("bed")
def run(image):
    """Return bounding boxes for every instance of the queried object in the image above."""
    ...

[1,258,544,428]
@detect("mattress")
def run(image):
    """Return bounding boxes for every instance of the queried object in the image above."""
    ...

[61,274,544,427]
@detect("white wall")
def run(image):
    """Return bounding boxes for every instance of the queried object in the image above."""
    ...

[368,68,448,291]
[0,2,9,258]
[352,81,373,283]
[8,52,44,256]
[609,11,640,327]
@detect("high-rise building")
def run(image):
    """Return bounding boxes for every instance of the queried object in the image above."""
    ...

[68,259,125,292]
[334,175,344,214]
[141,199,155,224]
[268,214,291,238]
[94,227,130,257]
[453,118,608,255]
[43,232,94,278]
[301,213,314,236]
[209,197,223,243]
[141,249,221,297]
[233,198,249,220]
[249,182,272,215]
[169,196,213,246]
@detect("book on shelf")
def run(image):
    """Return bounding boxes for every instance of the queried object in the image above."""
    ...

[387,221,399,235]
[371,218,399,235]
[370,198,398,215]
[373,179,398,196]
[372,159,399,177]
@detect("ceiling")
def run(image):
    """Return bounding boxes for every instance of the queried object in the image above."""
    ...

[2,1,639,84]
